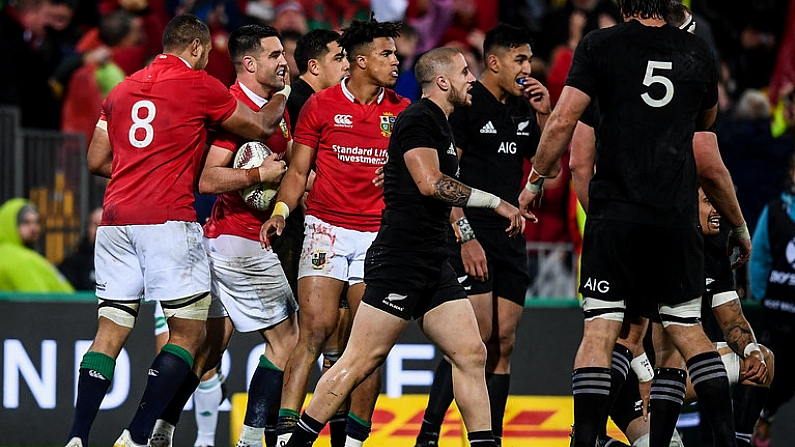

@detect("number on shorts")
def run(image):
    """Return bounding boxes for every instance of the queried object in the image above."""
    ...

[129,100,156,148]
[641,60,674,108]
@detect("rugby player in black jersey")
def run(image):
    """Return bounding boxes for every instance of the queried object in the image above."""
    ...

[414,23,550,447]
[518,1,751,446]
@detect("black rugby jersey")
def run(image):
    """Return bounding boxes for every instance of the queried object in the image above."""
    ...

[286,77,316,133]
[373,98,459,254]
[450,81,541,227]
[566,20,718,227]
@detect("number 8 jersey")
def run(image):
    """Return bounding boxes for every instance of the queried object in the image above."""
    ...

[565,20,718,227]
[99,54,238,226]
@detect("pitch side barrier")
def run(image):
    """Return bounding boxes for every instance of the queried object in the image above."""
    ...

[0,293,778,447]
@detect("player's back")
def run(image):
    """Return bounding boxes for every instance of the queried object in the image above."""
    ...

[101,54,237,226]
[568,21,717,226]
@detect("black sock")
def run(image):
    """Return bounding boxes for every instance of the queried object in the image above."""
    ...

[328,411,347,447]
[345,412,371,442]
[68,366,113,445]
[467,429,496,447]
[159,372,200,425]
[733,384,769,446]
[571,367,612,447]
[487,373,510,446]
[417,360,454,445]
[264,413,278,447]
[276,409,300,437]
[687,351,735,446]
[244,360,284,428]
[649,368,687,447]
[604,345,632,435]
[285,413,325,447]
[128,346,193,444]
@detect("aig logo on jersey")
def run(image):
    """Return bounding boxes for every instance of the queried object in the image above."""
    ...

[498,142,517,154]
[379,113,396,137]
[334,114,353,128]
[582,277,610,293]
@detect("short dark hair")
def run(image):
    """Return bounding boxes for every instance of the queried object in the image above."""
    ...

[482,23,533,57]
[228,24,282,66]
[415,47,461,89]
[99,10,134,47]
[663,1,690,28]
[162,14,211,53]
[617,0,669,20]
[338,16,402,60]
[294,29,341,75]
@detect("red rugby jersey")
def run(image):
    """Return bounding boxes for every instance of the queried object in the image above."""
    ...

[294,80,410,231]
[100,54,237,226]
[203,81,292,241]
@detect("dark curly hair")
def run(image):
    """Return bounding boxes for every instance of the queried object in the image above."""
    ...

[618,0,668,20]
[337,16,402,61]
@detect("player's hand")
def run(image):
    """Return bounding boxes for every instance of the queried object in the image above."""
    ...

[638,380,651,421]
[495,200,525,238]
[259,215,286,249]
[258,153,288,183]
[740,351,768,385]
[517,188,541,222]
[728,222,752,269]
[461,239,488,282]
[373,166,385,189]
[519,77,551,116]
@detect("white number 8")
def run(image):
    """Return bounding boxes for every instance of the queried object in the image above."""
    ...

[641,61,674,108]
[129,100,156,148]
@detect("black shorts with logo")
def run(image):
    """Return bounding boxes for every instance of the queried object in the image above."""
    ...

[363,244,468,320]
[579,218,704,308]
[447,224,529,305]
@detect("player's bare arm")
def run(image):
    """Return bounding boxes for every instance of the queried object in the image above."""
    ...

[712,299,768,383]
[198,144,287,194]
[259,141,315,248]
[692,131,751,267]
[521,77,551,130]
[404,146,525,237]
[518,85,590,219]
[449,142,488,281]
[569,121,597,212]
[221,95,288,142]
[87,125,112,178]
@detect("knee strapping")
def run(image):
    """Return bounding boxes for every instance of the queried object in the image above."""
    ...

[98,299,140,328]
[160,293,210,321]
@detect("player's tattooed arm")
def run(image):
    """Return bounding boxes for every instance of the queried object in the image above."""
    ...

[715,299,757,356]
[432,175,472,206]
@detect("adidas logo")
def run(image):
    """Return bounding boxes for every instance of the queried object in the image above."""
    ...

[480,121,497,134]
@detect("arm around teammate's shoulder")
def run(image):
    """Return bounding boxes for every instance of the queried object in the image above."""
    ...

[221,95,288,142]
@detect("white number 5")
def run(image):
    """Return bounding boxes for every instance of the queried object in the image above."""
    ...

[641,61,674,108]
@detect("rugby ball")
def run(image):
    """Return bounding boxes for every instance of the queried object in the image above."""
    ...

[233,141,280,211]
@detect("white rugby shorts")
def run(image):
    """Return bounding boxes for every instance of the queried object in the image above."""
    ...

[297,215,376,285]
[203,235,298,332]
[94,221,210,302]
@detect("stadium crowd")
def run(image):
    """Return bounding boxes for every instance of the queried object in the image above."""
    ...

[2,1,795,447]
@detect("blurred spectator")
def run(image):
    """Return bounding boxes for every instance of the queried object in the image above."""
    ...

[438,0,498,48]
[405,0,454,56]
[301,0,369,31]
[0,0,63,129]
[768,0,795,107]
[393,24,419,101]
[273,0,307,33]
[98,0,170,67]
[58,207,102,291]
[535,0,619,63]
[0,198,74,292]
[281,29,302,83]
[371,0,407,22]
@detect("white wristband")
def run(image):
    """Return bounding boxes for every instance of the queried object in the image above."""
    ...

[466,188,501,209]
[631,352,654,383]
[730,222,751,242]
[743,342,761,358]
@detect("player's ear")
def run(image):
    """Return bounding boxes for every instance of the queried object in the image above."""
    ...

[436,75,448,91]
[190,38,202,57]
[355,54,367,70]
[308,59,320,76]
[242,55,256,73]
[486,53,499,73]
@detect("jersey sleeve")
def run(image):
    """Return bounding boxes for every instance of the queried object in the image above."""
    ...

[293,94,321,148]
[565,33,598,98]
[579,101,599,127]
[700,54,719,112]
[207,125,238,152]
[395,111,438,156]
[201,74,238,124]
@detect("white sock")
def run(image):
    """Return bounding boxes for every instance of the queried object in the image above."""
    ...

[194,374,222,447]
[276,432,292,447]
[344,436,364,447]
[236,425,265,447]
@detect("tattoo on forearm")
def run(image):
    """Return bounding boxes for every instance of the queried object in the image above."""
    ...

[724,321,755,355]
[432,175,471,206]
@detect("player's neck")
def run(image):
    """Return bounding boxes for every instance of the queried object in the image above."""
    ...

[627,16,666,27]
[239,78,272,101]
[480,74,509,104]
[346,75,383,105]
[299,74,323,93]
[423,92,454,117]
